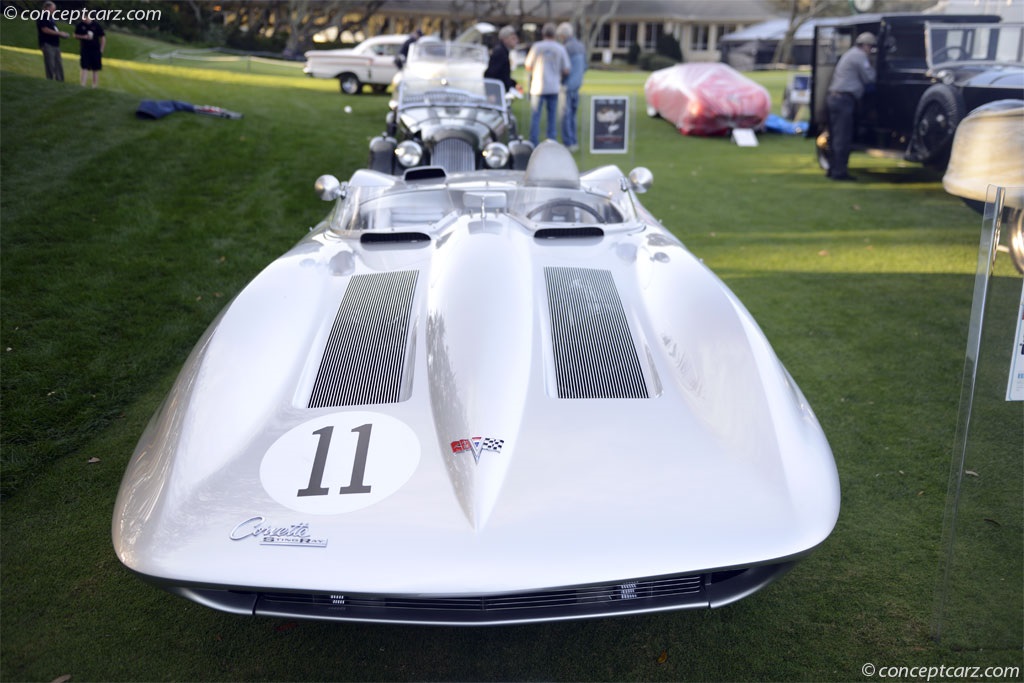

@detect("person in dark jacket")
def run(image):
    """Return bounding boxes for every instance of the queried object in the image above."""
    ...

[485,25,520,93]
[395,28,422,69]
[825,32,877,180]
[74,16,106,87]
[37,1,69,81]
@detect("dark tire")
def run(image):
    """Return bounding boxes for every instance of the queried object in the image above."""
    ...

[339,73,362,95]
[906,84,964,168]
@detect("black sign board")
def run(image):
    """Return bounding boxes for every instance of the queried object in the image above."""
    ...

[590,96,629,154]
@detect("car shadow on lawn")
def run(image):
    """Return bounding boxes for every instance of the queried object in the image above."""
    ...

[856,162,946,185]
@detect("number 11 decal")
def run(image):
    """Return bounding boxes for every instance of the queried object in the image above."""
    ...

[298,424,373,497]
[261,412,420,515]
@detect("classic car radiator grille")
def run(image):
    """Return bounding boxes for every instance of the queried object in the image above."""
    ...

[254,573,706,623]
[308,270,418,408]
[544,267,648,399]
[432,138,476,173]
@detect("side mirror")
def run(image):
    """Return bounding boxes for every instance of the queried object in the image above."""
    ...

[628,167,653,194]
[314,175,346,201]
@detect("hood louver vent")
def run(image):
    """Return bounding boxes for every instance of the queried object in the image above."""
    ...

[308,270,418,408]
[545,267,648,399]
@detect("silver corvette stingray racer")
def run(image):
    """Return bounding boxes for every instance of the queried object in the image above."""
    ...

[112,143,840,626]
[370,41,533,175]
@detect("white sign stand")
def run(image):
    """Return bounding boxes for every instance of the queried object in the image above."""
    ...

[731,128,758,147]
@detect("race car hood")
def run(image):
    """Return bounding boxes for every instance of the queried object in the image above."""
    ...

[113,194,839,597]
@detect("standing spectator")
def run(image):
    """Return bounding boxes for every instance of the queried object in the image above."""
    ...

[396,28,422,70]
[825,32,876,181]
[485,25,519,93]
[556,22,587,152]
[37,1,69,81]
[74,15,106,88]
[524,23,570,146]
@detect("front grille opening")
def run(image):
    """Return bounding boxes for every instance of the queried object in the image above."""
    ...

[177,562,797,624]
[431,138,476,174]
[255,573,706,619]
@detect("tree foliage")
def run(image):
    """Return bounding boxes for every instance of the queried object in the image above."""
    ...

[769,0,949,65]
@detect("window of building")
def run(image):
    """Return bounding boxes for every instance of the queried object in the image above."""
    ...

[619,23,637,49]
[643,22,664,51]
[595,23,611,48]
[691,24,709,51]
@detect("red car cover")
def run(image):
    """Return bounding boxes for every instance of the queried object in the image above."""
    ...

[644,63,771,136]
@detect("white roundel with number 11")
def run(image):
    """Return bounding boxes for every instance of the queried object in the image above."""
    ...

[259,412,421,515]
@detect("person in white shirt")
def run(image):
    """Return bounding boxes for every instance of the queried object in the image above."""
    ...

[524,23,570,146]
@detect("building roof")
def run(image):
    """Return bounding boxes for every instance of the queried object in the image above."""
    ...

[719,18,821,43]
[379,0,781,24]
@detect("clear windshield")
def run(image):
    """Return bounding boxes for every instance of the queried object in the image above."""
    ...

[927,23,1024,67]
[398,77,507,112]
[334,186,457,232]
[332,179,640,234]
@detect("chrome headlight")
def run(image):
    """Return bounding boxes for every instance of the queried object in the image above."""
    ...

[935,69,955,85]
[395,140,423,168]
[483,142,510,169]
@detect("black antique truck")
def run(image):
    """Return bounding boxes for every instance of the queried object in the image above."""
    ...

[808,13,1024,171]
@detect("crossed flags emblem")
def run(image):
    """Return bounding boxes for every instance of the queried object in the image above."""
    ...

[450,436,504,463]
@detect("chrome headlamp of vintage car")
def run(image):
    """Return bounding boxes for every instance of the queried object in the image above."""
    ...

[934,68,957,85]
[395,140,424,168]
[482,141,510,169]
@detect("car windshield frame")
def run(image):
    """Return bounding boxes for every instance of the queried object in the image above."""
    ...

[397,77,509,114]
[925,22,1024,68]
[329,176,642,235]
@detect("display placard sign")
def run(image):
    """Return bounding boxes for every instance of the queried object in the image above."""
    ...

[590,96,629,154]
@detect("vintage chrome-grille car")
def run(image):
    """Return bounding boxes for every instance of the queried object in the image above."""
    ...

[112,143,840,625]
[369,40,533,175]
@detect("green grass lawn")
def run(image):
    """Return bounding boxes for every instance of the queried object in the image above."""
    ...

[1,23,1021,682]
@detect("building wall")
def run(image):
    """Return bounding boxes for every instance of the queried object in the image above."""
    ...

[368,1,778,64]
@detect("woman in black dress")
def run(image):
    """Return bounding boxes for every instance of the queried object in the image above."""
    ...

[74,18,105,87]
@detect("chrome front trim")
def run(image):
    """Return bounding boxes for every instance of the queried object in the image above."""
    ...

[432,138,476,174]
[156,562,796,625]
[308,270,418,407]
